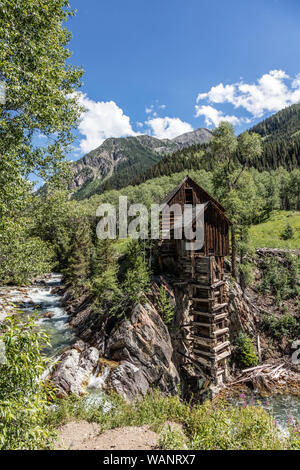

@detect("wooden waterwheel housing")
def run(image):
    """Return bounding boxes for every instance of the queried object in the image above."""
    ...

[157,176,232,389]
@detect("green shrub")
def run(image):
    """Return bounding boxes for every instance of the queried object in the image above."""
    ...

[0,315,54,450]
[91,266,122,308]
[281,223,294,240]
[262,313,298,339]
[234,332,258,368]
[159,426,187,450]
[260,254,299,304]
[63,219,92,292]
[0,220,54,285]
[158,286,175,325]
[239,262,255,288]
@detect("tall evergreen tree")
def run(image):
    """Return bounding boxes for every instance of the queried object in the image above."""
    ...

[64,219,91,291]
[91,238,116,277]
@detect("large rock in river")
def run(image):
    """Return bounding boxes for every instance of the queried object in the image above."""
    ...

[106,302,180,401]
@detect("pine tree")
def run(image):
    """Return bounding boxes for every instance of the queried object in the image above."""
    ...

[158,286,174,325]
[91,238,116,277]
[64,219,91,291]
[281,223,294,240]
[90,238,121,310]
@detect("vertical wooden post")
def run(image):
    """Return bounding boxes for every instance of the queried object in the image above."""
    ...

[231,227,237,279]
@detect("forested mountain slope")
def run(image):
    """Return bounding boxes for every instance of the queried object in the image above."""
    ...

[250,103,300,140]
[70,129,212,200]
[134,104,300,185]
[246,103,300,170]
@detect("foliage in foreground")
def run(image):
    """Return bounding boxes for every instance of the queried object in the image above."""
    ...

[0,219,55,285]
[0,315,54,450]
[0,0,83,222]
[46,390,300,450]
[0,0,83,286]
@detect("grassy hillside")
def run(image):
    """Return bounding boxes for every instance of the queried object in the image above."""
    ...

[250,211,300,249]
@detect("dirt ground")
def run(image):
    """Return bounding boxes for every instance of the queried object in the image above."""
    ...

[55,421,160,450]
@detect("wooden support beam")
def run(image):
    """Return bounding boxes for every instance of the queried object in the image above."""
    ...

[185,335,215,346]
[190,353,212,368]
[191,280,225,290]
[192,342,230,359]
[191,311,229,320]
[213,341,230,353]
[216,349,231,362]
[189,321,211,328]
[211,280,226,289]
[212,302,228,312]
[191,348,213,358]
[189,321,212,328]
[191,310,210,316]
[213,327,229,337]
[214,312,229,321]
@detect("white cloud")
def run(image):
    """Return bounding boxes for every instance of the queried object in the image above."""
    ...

[292,73,300,89]
[145,101,167,117]
[196,70,300,125]
[197,83,235,104]
[146,117,193,139]
[195,105,243,127]
[77,92,136,154]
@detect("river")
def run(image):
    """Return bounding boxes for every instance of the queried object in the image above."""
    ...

[5,273,77,357]
[228,393,300,434]
[4,273,111,408]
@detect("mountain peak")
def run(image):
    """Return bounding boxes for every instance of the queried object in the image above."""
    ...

[172,127,212,145]
[70,128,212,199]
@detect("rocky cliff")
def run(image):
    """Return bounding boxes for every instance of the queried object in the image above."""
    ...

[50,270,260,401]
[51,291,180,401]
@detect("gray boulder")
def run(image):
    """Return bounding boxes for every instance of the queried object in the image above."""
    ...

[51,344,99,398]
[106,302,180,400]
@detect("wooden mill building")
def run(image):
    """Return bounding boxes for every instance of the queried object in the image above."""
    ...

[158,176,232,387]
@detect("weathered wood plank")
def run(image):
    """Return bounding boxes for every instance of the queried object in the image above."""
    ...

[216,349,231,361]
[212,302,228,312]
[213,341,230,353]
[212,327,229,337]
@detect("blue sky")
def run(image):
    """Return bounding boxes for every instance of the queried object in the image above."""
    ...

[66,0,300,158]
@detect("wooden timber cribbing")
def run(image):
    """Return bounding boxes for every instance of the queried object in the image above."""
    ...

[182,255,231,386]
